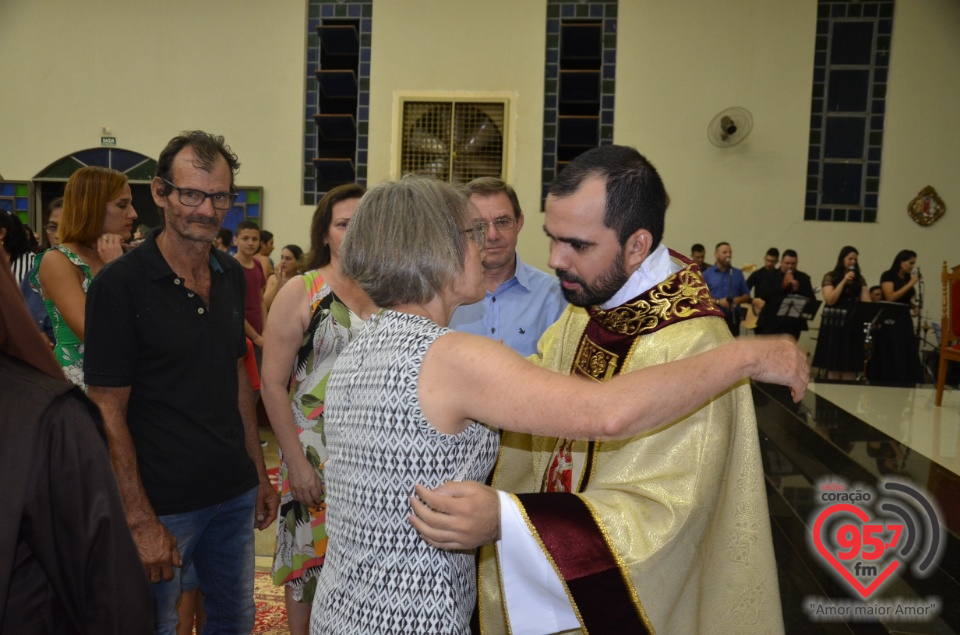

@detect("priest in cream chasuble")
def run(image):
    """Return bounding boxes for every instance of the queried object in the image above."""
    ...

[478,253,784,635]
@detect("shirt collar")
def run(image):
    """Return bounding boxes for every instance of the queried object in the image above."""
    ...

[141,228,225,280]
[510,254,533,291]
[600,243,680,310]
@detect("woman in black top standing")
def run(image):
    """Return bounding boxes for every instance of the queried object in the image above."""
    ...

[869,249,923,384]
[813,245,872,380]
[880,249,920,309]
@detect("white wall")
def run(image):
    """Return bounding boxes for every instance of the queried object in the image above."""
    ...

[1,0,957,327]
[0,0,312,244]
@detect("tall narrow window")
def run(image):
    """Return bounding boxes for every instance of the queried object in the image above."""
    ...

[542,0,617,205]
[805,0,894,223]
[304,1,373,205]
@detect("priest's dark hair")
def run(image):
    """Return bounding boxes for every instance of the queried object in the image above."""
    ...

[547,145,667,250]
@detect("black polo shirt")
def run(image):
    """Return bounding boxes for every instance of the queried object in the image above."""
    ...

[85,230,258,515]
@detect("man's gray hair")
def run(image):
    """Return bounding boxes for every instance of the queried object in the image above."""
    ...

[341,175,474,307]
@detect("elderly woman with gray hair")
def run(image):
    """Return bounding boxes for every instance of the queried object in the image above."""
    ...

[309,176,807,634]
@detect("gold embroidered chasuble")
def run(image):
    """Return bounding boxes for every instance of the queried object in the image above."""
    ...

[478,261,784,635]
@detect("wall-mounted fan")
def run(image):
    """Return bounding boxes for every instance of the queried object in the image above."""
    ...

[401,101,505,182]
[707,107,753,147]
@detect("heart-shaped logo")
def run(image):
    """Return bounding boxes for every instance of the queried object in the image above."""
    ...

[812,503,902,599]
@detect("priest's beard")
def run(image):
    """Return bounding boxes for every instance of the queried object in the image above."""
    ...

[556,249,628,308]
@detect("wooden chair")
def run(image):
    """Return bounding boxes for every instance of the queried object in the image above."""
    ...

[935,261,960,406]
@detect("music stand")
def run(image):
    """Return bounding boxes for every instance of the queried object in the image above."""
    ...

[799,297,822,322]
[856,301,911,328]
[771,294,821,321]
[852,302,889,382]
[850,300,898,329]
[860,302,919,385]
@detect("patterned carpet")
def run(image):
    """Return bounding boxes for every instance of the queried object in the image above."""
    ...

[253,571,287,634]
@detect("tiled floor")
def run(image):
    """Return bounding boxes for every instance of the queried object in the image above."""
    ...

[806,383,960,479]
[756,380,960,634]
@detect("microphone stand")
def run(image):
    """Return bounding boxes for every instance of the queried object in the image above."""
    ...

[915,277,924,341]
[915,276,926,379]
[726,263,737,332]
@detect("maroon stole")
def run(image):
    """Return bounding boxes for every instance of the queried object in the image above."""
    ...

[521,253,722,633]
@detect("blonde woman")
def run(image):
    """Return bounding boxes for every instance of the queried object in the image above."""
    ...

[33,166,136,386]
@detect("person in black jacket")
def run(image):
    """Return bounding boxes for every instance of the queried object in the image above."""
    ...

[0,249,152,635]
[751,248,816,339]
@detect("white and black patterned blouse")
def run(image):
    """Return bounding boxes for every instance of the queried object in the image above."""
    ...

[311,310,500,635]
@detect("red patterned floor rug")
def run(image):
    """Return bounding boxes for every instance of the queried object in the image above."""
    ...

[254,570,288,634]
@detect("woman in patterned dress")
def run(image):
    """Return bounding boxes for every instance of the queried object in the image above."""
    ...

[261,184,377,635]
[308,176,811,634]
[33,166,136,388]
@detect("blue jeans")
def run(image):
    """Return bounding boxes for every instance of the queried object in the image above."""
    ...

[152,487,257,635]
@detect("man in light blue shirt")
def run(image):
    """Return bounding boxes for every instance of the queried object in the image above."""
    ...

[449,178,566,356]
[702,241,751,335]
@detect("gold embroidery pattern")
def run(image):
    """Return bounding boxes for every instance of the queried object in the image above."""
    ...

[574,338,619,381]
[580,496,658,635]
[593,267,717,336]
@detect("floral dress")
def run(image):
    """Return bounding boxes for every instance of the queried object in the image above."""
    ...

[272,270,364,602]
[30,245,92,389]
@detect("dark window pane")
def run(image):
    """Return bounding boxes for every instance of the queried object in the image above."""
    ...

[558,117,599,151]
[830,22,874,64]
[560,22,602,68]
[559,71,601,106]
[822,163,863,205]
[824,117,866,158]
[827,70,870,111]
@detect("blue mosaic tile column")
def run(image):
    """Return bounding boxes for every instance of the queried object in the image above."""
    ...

[805,0,894,223]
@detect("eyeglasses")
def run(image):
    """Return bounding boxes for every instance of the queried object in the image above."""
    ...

[462,224,486,250]
[477,217,519,233]
[43,223,59,233]
[162,178,237,211]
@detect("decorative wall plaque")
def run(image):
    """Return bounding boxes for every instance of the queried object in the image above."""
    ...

[907,186,945,226]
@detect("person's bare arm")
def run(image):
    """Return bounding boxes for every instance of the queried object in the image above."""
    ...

[822,271,856,306]
[38,249,88,341]
[257,254,274,279]
[419,333,808,441]
[881,274,918,303]
[263,274,281,313]
[408,481,500,550]
[237,361,280,530]
[86,385,181,582]
[96,233,128,265]
[259,286,267,334]
[261,279,325,507]
[244,319,263,348]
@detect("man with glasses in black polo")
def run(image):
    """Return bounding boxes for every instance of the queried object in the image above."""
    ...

[85,130,278,634]
[449,177,566,356]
